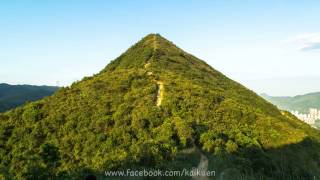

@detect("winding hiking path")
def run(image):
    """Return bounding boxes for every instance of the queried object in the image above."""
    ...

[143,35,164,107]
[192,147,209,180]
[146,34,208,176]
[181,144,210,180]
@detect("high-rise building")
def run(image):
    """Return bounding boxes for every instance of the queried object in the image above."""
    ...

[291,108,320,125]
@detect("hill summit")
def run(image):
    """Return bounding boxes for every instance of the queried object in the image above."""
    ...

[1,34,320,179]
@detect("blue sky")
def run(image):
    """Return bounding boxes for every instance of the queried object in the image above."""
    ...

[1,0,320,96]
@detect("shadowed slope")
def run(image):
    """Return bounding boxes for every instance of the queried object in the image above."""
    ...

[0,83,59,112]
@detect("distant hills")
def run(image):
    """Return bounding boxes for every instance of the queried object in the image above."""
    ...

[0,83,59,112]
[261,92,320,113]
[1,34,320,179]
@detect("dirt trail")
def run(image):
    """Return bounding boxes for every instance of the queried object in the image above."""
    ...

[189,145,209,180]
[153,34,157,50]
[148,34,208,178]
[143,35,164,107]
[181,144,209,180]
[156,81,164,106]
[144,62,151,69]
[192,152,209,180]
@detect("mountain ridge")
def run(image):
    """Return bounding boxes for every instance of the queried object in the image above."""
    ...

[0,83,59,112]
[261,92,320,113]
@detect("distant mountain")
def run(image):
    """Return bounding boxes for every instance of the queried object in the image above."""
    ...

[1,34,320,179]
[0,83,59,112]
[261,92,320,113]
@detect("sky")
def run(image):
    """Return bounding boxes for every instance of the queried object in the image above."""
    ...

[1,0,320,96]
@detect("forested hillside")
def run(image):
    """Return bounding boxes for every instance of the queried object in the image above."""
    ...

[0,83,59,112]
[261,92,320,113]
[0,34,320,179]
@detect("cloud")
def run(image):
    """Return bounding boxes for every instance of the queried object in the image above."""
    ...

[287,33,320,51]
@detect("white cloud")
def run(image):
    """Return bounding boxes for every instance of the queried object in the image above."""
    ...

[287,33,320,51]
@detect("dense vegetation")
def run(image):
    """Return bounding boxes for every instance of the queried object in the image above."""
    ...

[261,92,320,113]
[0,34,320,179]
[0,83,59,112]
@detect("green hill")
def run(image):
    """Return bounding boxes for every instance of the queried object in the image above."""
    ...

[0,83,59,112]
[261,92,320,113]
[1,34,320,179]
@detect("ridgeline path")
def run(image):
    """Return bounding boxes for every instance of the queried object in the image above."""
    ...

[156,81,164,106]
[143,34,164,107]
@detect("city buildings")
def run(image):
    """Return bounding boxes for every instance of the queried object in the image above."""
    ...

[291,108,320,125]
